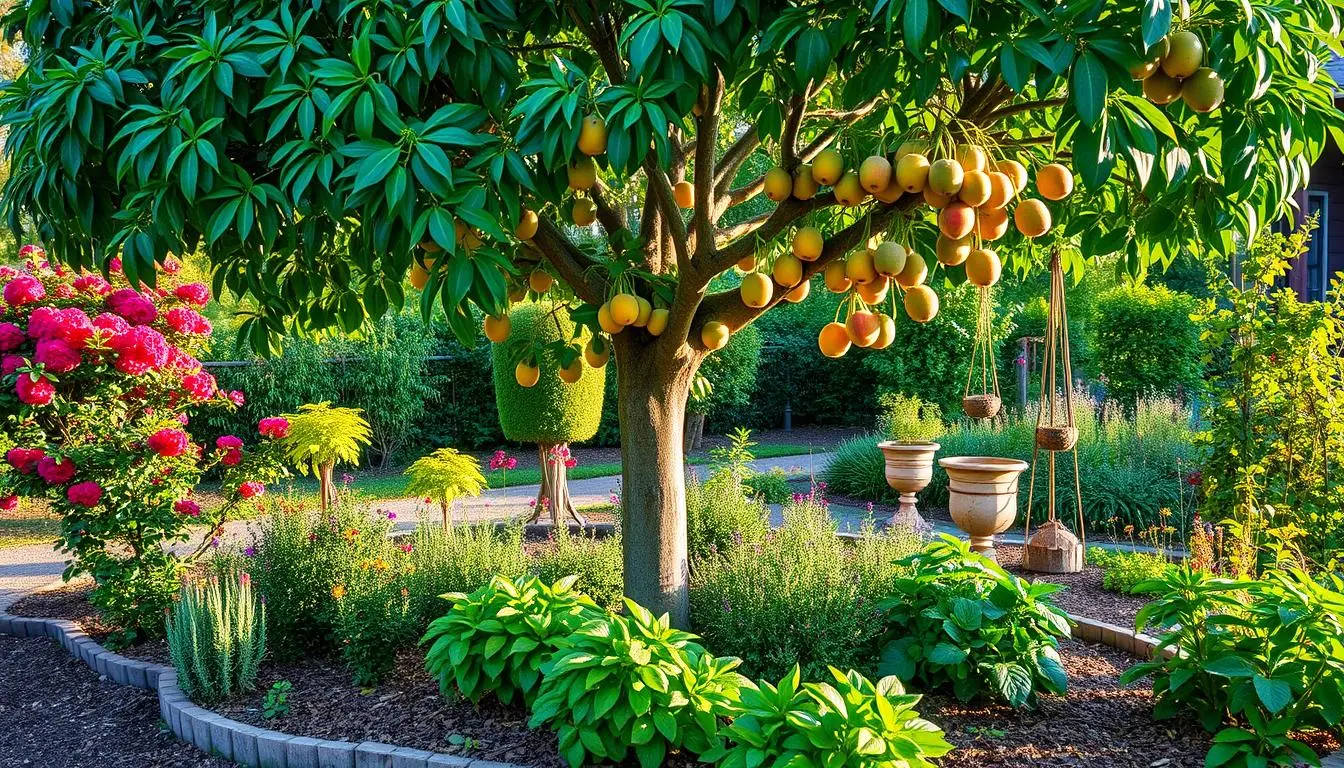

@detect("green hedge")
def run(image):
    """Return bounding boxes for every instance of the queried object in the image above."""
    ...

[491,302,605,444]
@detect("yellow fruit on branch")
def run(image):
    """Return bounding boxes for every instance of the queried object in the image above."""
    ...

[792,226,824,261]
[855,275,889,305]
[895,250,928,288]
[483,313,512,343]
[1129,37,1170,80]
[584,336,611,367]
[701,321,730,350]
[1161,30,1204,79]
[958,170,992,207]
[558,356,583,383]
[786,279,810,303]
[873,179,904,204]
[956,144,988,173]
[646,307,669,336]
[938,201,976,240]
[515,360,541,388]
[1181,68,1224,113]
[895,153,930,193]
[846,248,877,285]
[870,314,897,350]
[965,248,1002,287]
[846,310,881,347]
[859,155,893,193]
[923,187,953,209]
[818,322,852,358]
[824,261,851,293]
[773,253,804,287]
[409,259,433,290]
[928,158,964,195]
[812,150,844,186]
[609,293,640,326]
[515,209,539,240]
[572,198,597,226]
[673,180,695,208]
[936,234,972,266]
[904,285,939,323]
[1143,70,1183,105]
[873,242,908,277]
[633,296,653,327]
[985,172,1015,209]
[792,166,819,200]
[976,206,1009,241]
[740,271,774,308]
[529,269,554,293]
[764,167,793,201]
[597,302,623,334]
[997,159,1029,194]
[1037,163,1074,201]
[737,254,756,271]
[833,170,868,206]
[578,114,608,156]
[567,157,598,190]
[1014,198,1052,238]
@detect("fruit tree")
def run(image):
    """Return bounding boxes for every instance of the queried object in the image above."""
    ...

[2,0,1341,626]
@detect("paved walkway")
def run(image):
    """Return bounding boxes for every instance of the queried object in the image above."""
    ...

[0,541,68,612]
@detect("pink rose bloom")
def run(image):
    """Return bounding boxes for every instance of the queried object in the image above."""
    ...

[16,374,55,405]
[54,309,95,347]
[108,257,122,273]
[2,355,23,375]
[108,326,169,375]
[5,447,44,474]
[66,481,102,508]
[0,265,16,280]
[165,307,211,336]
[3,275,45,306]
[174,499,201,517]
[174,283,210,306]
[0,495,17,512]
[105,288,158,325]
[148,428,191,458]
[0,323,23,352]
[92,313,130,336]
[221,449,242,466]
[162,256,181,275]
[238,481,265,499]
[181,371,217,401]
[257,417,290,439]
[164,347,201,373]
[216,435,243,451]
[18,244,45,259]
[26,306,62,339]
[34,338,80,373]
[227,390,245,406]
[36,455,76,485]
[72,274,111,295]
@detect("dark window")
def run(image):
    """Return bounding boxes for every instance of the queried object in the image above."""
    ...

[1306,191,1330,301]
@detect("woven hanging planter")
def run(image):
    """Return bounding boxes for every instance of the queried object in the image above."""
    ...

[962,287,1002,420]
[1022,248,1086,574]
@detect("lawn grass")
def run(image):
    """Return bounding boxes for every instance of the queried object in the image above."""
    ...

[0,516,60,549]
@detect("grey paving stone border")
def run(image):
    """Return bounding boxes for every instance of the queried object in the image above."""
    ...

[3,607,1340,767]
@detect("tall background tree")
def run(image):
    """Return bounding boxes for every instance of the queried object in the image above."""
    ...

[1,0,1340,625]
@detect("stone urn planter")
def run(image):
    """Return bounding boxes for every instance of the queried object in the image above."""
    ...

[939,456,1030,561]
[878,441,939,533]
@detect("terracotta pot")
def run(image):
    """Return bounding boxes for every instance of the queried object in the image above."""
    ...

[939,456,1029,561]
[878,441,939,533]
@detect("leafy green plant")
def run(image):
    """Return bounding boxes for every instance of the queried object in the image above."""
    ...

[529,600,744,768]
[422,574,600,706]
[742,467,792,504]
[1094,282,1202,409]
[1087,546,1172,595]
[709,427,758,481]
[876,393,945,442]
[690,498,920,680]
[704,666,954,768]
[262,681,292,719]
[529,526,624,612]
[332,544,418,685]
[165,571,267,703]
[879,535,1071,708]
[403,523,527,629]
[402,447,487,527]
[1121,568,1344,768]
[280,403,372,511]
[685,469,769,563]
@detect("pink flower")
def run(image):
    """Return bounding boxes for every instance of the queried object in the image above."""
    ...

[105,288,158,324]
[165,307,211,336]
[34,338,80,373]
[216,435,243,451]
[92,313,130,336]
[36,455,76,485]
[1,355,21,376]
[26,306,62,339]
[564,458,577,469]
[258,417,290,439]
[148,428,190,458]
[162,256,181,275]
[72,274,111,295]
[108,257,122,273]
[17,244,45,260]
[222,449,242,466]
[228,390,245,406]
[399,542,413,554]
[181,371,217,401]
[0,495,17,512]
[16,374,55,405]
[5,447,44,474]
[107,326,169,375]
[238,481,265,499]
[3,275,45,306]
[66,481,103,507]
[506,457,517,470]
[174,283,210,306]
[174,499,201,517]
[0,322,24,351]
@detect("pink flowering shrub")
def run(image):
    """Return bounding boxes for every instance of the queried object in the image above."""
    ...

[0,247,288,644]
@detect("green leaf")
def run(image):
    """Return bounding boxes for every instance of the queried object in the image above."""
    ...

[1141,0,1173,51]
[928,642,968,665]
[1204,656,1256,678]
[1071,51,1107,125]
[903,0,929,57]
[1252,675,1293,715]
[795,27,831,84]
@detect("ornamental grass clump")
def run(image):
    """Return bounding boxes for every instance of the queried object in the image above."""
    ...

[685,468,769,563]
[404,521,526,627]
[165,571,266,703]
[529,525,624,612]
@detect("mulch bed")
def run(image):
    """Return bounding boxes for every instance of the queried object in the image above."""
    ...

[0,634,228,768]
[996,544,1149,631]
[8,580,172,666]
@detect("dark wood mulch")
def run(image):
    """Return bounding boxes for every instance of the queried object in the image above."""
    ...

[8,580,172,665]
[997,543,1149,631]
[0,634,229,768]
[930,637,1209,767]
[216,649,565,767]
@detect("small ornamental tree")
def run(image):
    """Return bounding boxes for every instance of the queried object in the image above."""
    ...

[2,1,1341,625]
[403,447,488,528]
[279,402,372,512]
[491,301,605,526]
[0,247,287,643]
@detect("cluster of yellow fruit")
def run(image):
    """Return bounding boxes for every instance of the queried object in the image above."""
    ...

[1132,30,1224,113]
[597,291,669,338]
[486,310,616,389]
[565,114,609,225]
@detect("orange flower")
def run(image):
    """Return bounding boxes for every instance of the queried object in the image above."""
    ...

[343,528,359,542]
[331,584,346,599]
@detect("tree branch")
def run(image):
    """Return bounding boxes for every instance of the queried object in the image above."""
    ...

[779,92,807,168]
[705,192,838,279]
[723,176,767,208]
[991,133,1056,147]
[591,183,628,235]
[714,210,772,247]
[644,157,690,270]
[713,125,761,195]
[691,69,724,258]
[531,218,605,305]
[980,97,1067,124]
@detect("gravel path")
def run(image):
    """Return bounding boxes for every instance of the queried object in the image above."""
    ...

[0,541,67,613]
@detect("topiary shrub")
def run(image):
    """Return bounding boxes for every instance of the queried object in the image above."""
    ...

[1094,283,1201,409]
[491,301,605,524]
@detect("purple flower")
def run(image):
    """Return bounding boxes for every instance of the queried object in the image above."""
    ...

[342,473,354,485]
[731,531,743,546]
[210,537,220,549]
[386,511,397,521]
[243,546,255,557]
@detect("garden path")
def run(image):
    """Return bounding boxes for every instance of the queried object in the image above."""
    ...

[0,541,67,612]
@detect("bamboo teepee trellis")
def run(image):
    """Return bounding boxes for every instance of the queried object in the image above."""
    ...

[962,286,1002,419]
[1022,248,1085,573]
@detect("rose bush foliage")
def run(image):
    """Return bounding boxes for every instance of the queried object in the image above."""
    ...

[0,246,286,644]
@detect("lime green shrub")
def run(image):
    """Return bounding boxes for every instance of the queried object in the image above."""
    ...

[685,470,770,562]
[280,403,372,510]
[403,523,527,627]
[1088,547,1173,594]
[402,447,487,526]
[491,302,604,444]
[165,571,266,702]
[1094,283,1202,408]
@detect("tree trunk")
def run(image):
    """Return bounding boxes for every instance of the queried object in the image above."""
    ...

[318,462,336,513]
[616,343,698,628]
[684,412,706,453]
[530,442,584,526]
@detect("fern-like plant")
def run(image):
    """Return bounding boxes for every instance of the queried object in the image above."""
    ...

[403,447,487,527]
[280,402,372,510]
[165,571,266,702]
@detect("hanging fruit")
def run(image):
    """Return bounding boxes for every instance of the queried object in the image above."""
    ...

[701,321,730,350]
[1014,199,1052,238]
[1036,164,1074,201]
[740,271,774,308]
[904,285,939,323]
[793,226,824,261]
[773,254,804,287]
[965,248,1002,287]
[577,114,608,156]
[764,167,792,201]
[483,313,511,342]
[811,150,844,186]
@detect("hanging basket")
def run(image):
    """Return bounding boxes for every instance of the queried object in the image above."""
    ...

[962,394,1002,420]
[1035,425,1078,452]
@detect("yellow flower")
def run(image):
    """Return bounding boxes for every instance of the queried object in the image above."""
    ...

[331,584,346,599]
[343,528,359,542]
[373,558,390,572]
[1124,524,1135,534]
[1159,507,1173,518]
